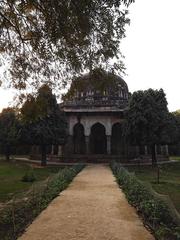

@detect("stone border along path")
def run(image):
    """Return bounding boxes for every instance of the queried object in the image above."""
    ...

[19,164,154,240]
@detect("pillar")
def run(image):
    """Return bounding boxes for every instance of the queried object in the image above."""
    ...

[145,145,148,155]
[160,145,164,155]
[107,135,111,155]
[63,135,73,155]
[31,145,36,154]
[161,145,169,155]
[51,145,54,155]
[165,145,169,155]
[155,144,157,155]
[135,146,139,156]
[85,136,90,154]
[36,146,40,154]
[58,145,62,156]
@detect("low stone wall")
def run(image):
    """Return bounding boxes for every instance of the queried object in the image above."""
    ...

[30,154,169,164]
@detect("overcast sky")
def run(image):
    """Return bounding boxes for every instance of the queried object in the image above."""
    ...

[0,0,180,112]
[122,0,180,112]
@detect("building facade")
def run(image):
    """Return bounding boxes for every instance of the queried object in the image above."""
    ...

[31,69,169,163]
[58,70,169,162]
[58,70,131,161]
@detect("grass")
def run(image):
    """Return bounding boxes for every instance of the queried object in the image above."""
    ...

[126,161,180,213]
[170,155,180,161]
[0,159,60,202]
[0,164,85,240]
[0,155,29,160]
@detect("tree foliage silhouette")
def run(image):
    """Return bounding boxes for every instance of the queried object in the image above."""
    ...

[20,84,67,166]
[125,88,176,165]
[0,0,134,91]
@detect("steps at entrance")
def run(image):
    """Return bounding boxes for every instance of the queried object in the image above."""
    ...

[49,154,120,163]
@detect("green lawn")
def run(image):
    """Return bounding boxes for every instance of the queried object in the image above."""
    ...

[126,162,180,213]
[0,160,60,202]
[170,155,180,161]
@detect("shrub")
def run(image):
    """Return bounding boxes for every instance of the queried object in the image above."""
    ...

[110,161,180,240]
[21,170,36,182]
[0,164,85,240]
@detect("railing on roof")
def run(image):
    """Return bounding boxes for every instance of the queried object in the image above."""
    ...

[60,97,128,109]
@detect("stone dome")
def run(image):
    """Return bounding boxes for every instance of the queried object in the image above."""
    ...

[62,69,129,109]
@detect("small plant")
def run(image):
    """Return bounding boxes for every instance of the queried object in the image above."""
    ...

[0,164,85,240]
[21,170,36,182]
[110,161,180,240]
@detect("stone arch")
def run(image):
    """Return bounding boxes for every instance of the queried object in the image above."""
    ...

[81,118,110,136]
[111,122,124,155]
[73,123,86,154]
[90,123,107,154]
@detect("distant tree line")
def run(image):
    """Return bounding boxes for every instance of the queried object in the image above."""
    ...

[124,88,180,165]
[169,110,180,155]
[0,85,179,166]
[0,84,67,166]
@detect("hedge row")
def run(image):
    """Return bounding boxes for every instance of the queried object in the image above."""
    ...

[0,164,85,240]
[110,162,180,240]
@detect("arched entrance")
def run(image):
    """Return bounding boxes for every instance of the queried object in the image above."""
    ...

[73,123,86,154]
[111,123,124,154]
[90,123,107,154]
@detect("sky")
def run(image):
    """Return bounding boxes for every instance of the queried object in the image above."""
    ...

[122,0,180,112]
[0,0,180,112]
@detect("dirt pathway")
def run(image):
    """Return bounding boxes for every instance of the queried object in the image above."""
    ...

[19,164,154,240]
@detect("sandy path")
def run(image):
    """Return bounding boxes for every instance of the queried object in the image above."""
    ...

[19,164,154,240]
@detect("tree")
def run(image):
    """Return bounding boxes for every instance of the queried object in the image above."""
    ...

[172,110,180,140]
[0,0,134,92]
[0,108,20,160]
[20,85,67,166]
[125,88,176,165]
[170,110,180,155]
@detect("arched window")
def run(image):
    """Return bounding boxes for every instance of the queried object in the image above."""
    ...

[73,123,86,154]
[90,123,107,154]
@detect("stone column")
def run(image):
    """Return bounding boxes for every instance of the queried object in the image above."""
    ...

[107,135,111,155]
[155,144,157,155]
[135,146,139,156]
[64,135,73,155]
[145,145,148,155]
[85,136,90,154]
[51,145,54,155]
[36,146,40,154]
[58,145,62,156]
[165,145,169,155]
[31,145,36,154]
[160,145,164,155]
[161,145,169,155]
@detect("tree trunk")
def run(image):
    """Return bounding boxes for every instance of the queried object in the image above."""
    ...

[151,143,157,166]
[41,145,47,166]
[5,145,10,161]
[157,166,160,184]
[5,153,10,161]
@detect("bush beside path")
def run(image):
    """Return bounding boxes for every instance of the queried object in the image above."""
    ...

[19,164,154,240]
[0,165,84,240]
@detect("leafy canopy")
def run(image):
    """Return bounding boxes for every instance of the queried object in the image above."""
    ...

[172,110,180,141]
[0,107,19,145]
[20,84,67,146]
[21,84,60,122]
[0,107,20,158]
[125,88,174,146]
[0,0,134,92]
